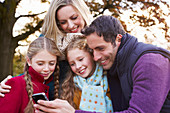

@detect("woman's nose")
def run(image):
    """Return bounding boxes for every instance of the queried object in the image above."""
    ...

[67,20,74,29]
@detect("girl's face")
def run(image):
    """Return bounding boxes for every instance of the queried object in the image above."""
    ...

[57,5,85,33]
[27,50,57,80]
[67,48,95,78]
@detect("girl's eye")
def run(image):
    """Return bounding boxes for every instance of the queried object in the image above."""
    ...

[49,62,55,66]
[89,48,93,53]
[79,58,83,61]
[70,63,75,66]
[37,62,43,66]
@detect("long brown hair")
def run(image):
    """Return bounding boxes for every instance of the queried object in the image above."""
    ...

[24,37,61,113]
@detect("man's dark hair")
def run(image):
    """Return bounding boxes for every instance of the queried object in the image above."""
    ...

[82,15,126,44]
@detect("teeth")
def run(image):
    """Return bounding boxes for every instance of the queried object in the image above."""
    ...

[101,60,106,63]
[79,68,85,74]
[71,27,78,32]
[80,69,85,73]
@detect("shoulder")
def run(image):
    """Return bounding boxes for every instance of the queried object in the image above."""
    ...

[6,75,25,86]
[132,53,169,81]
[135,53,169,67]
[4,75,26,97]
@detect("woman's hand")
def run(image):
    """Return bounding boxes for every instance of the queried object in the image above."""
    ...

[34,99,75,113]
[0,75,12,97]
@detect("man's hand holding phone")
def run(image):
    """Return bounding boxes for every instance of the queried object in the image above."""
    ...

[32,92,49,104]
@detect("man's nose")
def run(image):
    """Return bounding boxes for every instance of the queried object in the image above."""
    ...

[93,51,101,61]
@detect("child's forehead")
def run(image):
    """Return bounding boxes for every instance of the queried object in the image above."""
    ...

[67,48,91,58]
[34,50,56,58]
[69,48,86,53]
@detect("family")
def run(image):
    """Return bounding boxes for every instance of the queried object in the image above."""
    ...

[0,0,169,113]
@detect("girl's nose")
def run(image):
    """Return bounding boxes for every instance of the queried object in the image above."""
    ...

[76,62,81,69]
[43,64,49,71]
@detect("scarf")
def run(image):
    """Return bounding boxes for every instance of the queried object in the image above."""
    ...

[74,63,113,113]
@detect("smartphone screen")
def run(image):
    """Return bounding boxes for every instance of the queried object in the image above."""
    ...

[32,92,49,104]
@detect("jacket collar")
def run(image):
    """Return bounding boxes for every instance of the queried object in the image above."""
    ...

[28,66,53,84]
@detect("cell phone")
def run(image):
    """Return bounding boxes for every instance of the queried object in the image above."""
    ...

[32,92,49,104]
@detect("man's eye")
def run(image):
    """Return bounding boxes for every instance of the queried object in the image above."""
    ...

[98,47,104,51]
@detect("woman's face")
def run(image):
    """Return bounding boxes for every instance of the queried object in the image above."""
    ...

[57,5,85,33]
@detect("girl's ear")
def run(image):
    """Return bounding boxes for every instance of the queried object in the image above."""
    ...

[115,34,122,46]
[26,56,31,66]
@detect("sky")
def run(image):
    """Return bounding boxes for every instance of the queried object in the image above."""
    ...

[2,0,169,55]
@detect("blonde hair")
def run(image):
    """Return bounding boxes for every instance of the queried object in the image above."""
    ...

[24,37,61,113]
[42,0,92,56]
[65,34,89,56]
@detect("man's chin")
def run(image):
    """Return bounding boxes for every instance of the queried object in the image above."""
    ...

[103,65,110,70]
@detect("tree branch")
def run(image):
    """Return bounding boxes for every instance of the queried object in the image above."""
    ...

[15,11,46,21]
[13,20,43,42]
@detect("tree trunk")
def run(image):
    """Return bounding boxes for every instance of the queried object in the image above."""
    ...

[0,27,16,81]
[0,0,43,81]
[0,1,16,81]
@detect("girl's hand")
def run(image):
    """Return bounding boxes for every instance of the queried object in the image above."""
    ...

[0,75,12,97]
[34,99,75,113]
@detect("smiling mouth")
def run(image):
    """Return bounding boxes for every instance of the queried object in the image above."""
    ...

[100,59,107,65]
[79,68,86,74]
[41,72,52,76]
[70,27,78,33]
[42,73,49,76]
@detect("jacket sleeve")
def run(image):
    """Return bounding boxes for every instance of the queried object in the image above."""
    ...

[0,76,25,113]
[115,53,170,113]
[75,110,97,113]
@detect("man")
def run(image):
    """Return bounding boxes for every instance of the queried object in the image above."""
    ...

[33,15,169,113]
[81,15,170,113]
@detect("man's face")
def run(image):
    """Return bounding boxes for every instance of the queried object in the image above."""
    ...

[86,32,120,70]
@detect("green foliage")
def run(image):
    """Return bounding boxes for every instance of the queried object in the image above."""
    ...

[13,54,25,77]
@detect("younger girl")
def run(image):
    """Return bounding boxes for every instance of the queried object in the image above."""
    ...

[0,37,60,113]
[65,34,113,113]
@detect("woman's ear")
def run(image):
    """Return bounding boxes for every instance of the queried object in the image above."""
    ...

[26,56,31,66]
[115,34,122,46]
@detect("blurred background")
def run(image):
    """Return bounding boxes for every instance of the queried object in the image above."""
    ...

[0,0,169,81]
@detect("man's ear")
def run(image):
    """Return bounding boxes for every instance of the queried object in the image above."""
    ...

[26,56,31,66]
[115,34,122,46]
